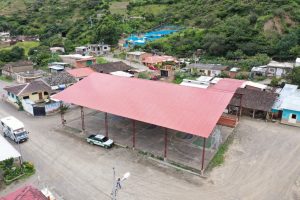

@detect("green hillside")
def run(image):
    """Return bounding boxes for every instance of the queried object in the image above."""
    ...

[0,0,299,64]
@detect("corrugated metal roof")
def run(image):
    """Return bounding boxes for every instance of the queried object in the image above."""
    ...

[52,73,242,138]
[0,185,48,200]
[272,84,298,110]
[210,78,245,93]
[0,135,21,162]
[279,90,300,111]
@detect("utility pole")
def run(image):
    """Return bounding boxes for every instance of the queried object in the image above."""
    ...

[111,167,130,200]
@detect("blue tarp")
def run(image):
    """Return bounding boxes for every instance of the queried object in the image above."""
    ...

[124,29,178,47]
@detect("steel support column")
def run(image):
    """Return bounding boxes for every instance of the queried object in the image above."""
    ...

[201,138,206,171]
[164,128,168,160]
[105,112,108,137]
[80,106,85,131]
[132,120,136,149]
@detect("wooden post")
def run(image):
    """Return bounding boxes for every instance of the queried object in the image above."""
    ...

[132,120,136,149]
[105,112,108,137]
[238,93,243,121]
[201,138,206,171]
[252,109,256,118]
[80,106,85,131]
[164,128,168,160]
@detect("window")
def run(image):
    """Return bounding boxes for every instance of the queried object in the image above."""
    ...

[32,92,38,95]
[103,47,107,50]
[44,92,48,95]
[23,96,29,99]
[291,114,297,119]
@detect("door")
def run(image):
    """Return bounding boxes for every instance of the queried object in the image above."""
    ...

[288,113,297,124]
[38,92,43,100]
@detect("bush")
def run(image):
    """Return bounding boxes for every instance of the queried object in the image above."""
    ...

[0,158,35,185]
[270,77,281,87]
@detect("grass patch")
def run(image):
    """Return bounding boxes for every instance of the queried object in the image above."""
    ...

[130,4,167,16]
[96,56,108,64]
[1,41,40,55]
[206,133,235,171]
[0,75,13,82]
[109,1,129,15]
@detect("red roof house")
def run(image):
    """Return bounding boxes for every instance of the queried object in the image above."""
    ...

[0,185,48,200]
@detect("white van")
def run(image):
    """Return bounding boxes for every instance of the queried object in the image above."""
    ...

[0,116,29,143]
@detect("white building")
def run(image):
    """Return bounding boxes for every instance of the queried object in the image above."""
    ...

[266,61,294,77]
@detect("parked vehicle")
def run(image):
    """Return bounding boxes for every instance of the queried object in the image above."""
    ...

[86,134,114,148]
[0,116,29,143]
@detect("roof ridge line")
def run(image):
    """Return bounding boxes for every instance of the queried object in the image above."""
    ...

[17,82,30,96]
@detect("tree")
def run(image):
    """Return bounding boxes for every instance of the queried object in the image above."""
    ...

[59,104,69,126]
[202,34,227,56]
[288,67,300,86]
[94,17,122,45]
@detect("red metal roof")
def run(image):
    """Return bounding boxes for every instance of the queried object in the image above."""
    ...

[210,78,245,93]
[0,185,48,200]
[53,73,242,138]
[67,68,95,78]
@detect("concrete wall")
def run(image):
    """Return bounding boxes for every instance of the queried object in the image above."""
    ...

[25,92,49,103]
[281,109,300,127]
[45,101,60,114]
[22,100,34,115]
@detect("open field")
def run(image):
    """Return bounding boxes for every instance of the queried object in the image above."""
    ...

[1,41,40,55]
[109,1,129,15]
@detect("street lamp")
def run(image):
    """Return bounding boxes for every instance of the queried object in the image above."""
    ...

[111,167,130,200]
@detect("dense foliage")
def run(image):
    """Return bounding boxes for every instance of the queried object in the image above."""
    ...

[0,0,299,68]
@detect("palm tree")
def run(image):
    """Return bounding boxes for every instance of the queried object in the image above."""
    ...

[59,104,69,126]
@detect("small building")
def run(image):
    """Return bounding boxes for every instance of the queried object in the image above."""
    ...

[143,55,176,67]
[126,51,151,63]
[42,71,76,91]
[75,46,88,55]
[50,46,65,54]
[1,61,33,78]
[16,70,46,83]
[75,44,111,56]
[229,88,278,119]
[67,67,95,81]
[90,61,132,74]
[49,65,65,73]
[266,61,294,77]
[272,84,300,126]
[280,91,300,127]
[59,54,96,68]
[4,80,52,106]
[88,44,111,56]
[187,63,228,77]
[251,65,267,77]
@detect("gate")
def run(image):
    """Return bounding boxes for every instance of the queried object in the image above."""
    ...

[33,106,46,116]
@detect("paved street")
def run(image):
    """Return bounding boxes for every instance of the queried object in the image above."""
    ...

[1,79,300,199]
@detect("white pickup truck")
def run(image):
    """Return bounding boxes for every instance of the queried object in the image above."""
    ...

[1,116,29,143]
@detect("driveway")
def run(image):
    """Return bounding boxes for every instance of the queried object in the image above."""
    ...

[0,81,300,199]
